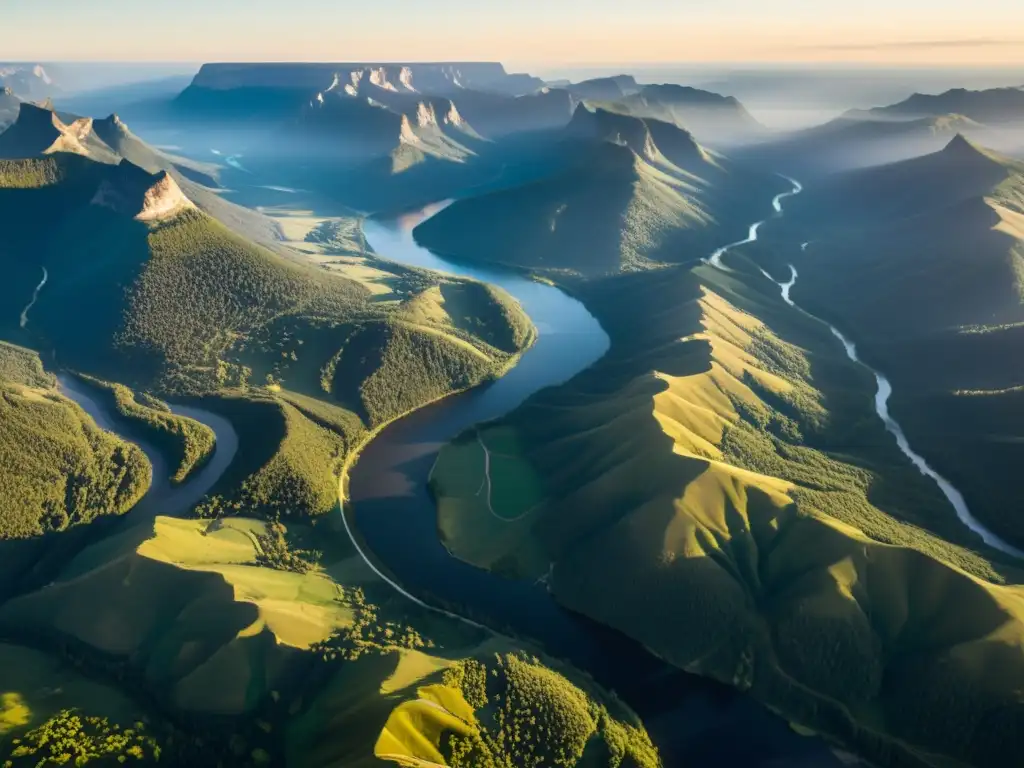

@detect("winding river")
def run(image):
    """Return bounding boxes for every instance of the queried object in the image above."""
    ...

[349,201,844,765]
[17,263,239,519]
[56,373,240,521]
[352,206,613,652]
[713,179,1024,560]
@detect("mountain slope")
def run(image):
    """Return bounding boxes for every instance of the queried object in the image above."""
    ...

[0,87,19,127]
[0,102,117,161]
[414,108,779,275]
[791,136,1024,549]
[0,343,150,541]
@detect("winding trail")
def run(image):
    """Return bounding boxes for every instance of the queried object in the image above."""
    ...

[19,267,48,329]
[56,373,240,521]
[710,177,1024,559]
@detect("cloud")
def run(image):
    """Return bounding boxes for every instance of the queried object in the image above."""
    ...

[800,38,1024,52]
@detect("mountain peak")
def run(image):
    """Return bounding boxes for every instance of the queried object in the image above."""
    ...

[91,160,194,222]
[943,132,983,156]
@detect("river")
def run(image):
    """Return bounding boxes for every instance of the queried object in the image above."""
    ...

[56,373,239,521]
[712,179,1024,560]
[19,266,48,329]
[349,201,845,766]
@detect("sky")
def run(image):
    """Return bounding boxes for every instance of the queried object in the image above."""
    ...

[3,0,1024,66]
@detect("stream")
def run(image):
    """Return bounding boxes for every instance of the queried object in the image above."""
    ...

[19,266,48,329]
[713,179,1024,560]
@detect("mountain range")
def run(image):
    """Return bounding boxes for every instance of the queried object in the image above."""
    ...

[746,86,1024,176]
[0,64,57,100]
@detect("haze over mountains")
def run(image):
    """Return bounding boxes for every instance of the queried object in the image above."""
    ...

[748,85,1024,176]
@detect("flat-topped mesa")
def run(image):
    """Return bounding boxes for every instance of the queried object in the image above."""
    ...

[187,62,517,94]
[91,160,194,222]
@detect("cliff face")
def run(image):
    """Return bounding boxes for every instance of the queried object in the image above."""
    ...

[91,161,194,221]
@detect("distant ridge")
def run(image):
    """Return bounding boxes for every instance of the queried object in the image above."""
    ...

[185,62,543,97]
[796,132,1020,229]
[590,83,765,147]
[876,86,1024,124]
[567,75,639,101]
[745,108,992,178]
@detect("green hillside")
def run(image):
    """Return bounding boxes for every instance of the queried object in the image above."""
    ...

[0,344,150,541]
[0,103,648,768]
[415,110,782,276]
[0,513,660,767]
[74,374,216,484]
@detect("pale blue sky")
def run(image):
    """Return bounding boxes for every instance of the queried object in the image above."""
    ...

[2,0,1023,64]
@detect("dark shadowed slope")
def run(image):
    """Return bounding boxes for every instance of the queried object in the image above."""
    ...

[791,135,1024,549]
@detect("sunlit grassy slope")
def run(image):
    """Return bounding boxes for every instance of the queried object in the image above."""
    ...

[430,248,1024,766]
[415,108,782,276]
[0,512,660,767]
[791,136,1024,549]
